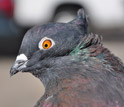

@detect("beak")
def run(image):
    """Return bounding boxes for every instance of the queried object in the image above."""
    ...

[10,60,28,76]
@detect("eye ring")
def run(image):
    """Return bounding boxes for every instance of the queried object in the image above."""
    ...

[38,37,55,50]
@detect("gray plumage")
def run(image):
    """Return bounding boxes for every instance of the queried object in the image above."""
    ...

[10,9,124,107]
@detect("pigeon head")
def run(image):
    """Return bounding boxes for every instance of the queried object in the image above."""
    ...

[10,9,88,78]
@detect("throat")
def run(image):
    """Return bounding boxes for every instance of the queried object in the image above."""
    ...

[39,71,59,88]
[35,56,73,88]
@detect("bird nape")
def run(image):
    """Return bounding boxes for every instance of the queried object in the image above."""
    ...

[10,9,124,107]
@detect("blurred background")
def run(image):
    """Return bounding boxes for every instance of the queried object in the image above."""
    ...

[0,0,124,107]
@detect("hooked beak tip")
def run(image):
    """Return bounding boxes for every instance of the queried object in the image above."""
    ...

[10,54,28,77]
[10,67,18,77]
[10,60,27,77]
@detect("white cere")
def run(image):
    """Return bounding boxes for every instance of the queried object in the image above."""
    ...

[16,54,28,61]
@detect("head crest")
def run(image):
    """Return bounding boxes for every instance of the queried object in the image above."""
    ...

[69,8,88,34]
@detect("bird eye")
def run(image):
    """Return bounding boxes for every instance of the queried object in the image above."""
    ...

[42,40,52,49]
[38,37,55,50]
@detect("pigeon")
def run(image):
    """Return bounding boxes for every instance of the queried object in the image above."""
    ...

[10,9,124,107]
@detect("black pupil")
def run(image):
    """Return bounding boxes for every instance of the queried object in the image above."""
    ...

[45,44,48,47]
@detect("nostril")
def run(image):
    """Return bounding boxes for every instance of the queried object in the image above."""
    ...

[18,62,22,64]
[18,60,25,65]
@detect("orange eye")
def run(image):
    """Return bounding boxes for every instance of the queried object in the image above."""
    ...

[38,37,55,50]
[42,40,52,49]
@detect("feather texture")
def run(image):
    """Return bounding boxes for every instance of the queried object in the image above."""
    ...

[10,9,124,107]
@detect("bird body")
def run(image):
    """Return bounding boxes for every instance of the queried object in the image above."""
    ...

[10,9,124,107]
